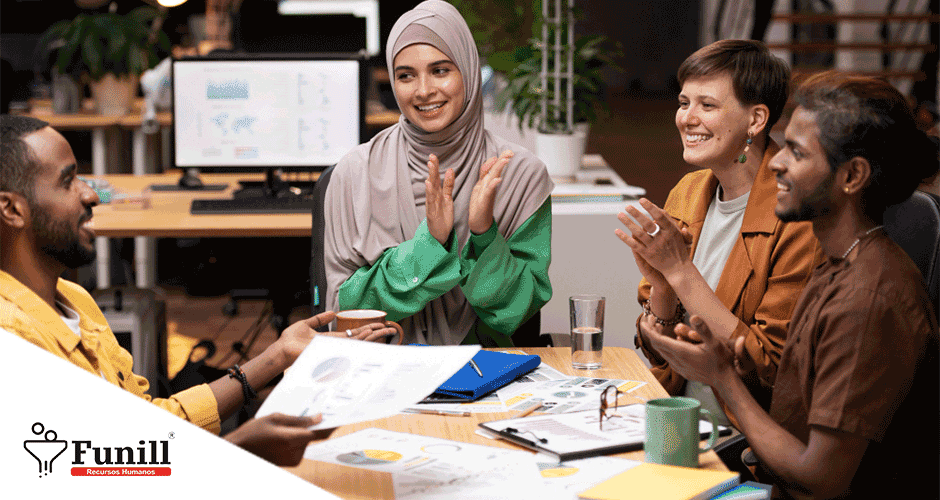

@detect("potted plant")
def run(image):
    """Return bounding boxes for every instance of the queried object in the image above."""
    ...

[38,5,170,115]
[492,20,623,178]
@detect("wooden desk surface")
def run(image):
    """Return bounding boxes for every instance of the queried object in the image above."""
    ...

[286,347,726,500]
[87,173,316,238]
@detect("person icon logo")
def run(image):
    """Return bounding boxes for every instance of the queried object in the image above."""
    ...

[24,422,68,478]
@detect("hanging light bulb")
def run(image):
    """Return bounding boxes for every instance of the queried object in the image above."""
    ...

[157,0,189,7]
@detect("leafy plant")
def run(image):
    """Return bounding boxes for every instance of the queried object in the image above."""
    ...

[495,34,624,133]
[38,6,170,80]
[450,0,538,70]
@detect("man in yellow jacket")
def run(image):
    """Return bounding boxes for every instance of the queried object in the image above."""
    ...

[0,114,394,465]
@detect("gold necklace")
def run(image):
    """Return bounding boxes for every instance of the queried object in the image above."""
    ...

[840,225,884,260]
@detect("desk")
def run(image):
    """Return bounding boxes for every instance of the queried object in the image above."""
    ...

[286,346,726,499]
[88,172,316,288]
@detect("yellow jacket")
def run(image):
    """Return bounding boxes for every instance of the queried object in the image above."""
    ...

[0,270,221,434]
[635,143,823,424]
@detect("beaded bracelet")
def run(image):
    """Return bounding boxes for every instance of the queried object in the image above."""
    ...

[642,299,686,327]
[226,364,258,405]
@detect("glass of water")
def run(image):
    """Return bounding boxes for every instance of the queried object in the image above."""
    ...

[570,295,605,369]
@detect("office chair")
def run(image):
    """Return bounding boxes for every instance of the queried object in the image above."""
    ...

[883,189,940,317]
[310,164,336,332]
[714,189,940,477]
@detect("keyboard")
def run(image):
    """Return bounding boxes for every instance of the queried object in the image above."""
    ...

[190,196,315,214]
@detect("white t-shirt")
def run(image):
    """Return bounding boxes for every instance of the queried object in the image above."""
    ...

[0,301,103,378]
[686,185,749,426]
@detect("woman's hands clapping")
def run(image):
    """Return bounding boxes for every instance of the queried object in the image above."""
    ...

[615,198,694,286]
[425,150,513,245]
[426,153,456,246]
[469,150,512,234]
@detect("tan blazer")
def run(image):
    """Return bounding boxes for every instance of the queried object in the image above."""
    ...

[635,143,823,424]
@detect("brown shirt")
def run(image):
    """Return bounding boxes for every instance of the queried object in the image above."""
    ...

[768,233,939,499]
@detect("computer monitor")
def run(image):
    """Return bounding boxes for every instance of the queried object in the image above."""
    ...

[167,53,366,192]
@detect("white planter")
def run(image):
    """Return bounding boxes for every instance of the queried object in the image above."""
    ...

[90,74,137,116]
[535,123,590,180]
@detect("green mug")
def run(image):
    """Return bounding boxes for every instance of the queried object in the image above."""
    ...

[644,397,718,468]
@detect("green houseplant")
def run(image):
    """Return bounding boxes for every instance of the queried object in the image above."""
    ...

[456,0,624,178]
[494,34,623,133]
[38,6,170,115]
[493,32,623,178]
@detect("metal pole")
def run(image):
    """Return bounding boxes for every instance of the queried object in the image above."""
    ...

[541,0,549,131]
[554,0,562,130]
[567,0,574,132]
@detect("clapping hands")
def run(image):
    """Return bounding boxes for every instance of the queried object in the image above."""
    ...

[643,315,750,388]
[425,150,513,245]
[469,150,512,234]
[426,154,456,246]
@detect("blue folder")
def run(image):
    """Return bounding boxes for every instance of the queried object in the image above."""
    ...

[423,349,541,402]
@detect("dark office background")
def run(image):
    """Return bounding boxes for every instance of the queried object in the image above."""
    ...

[0,0,698,300]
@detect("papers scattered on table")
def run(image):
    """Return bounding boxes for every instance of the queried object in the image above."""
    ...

[304,428,549,500]
[500,377,647,415]
[257,337,479,429]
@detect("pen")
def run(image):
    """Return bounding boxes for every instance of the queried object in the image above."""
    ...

[469,359,483,377]
[514,402,544,418]
[402,408,471,417]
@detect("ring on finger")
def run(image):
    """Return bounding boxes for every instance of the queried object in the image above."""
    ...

[647,224,661,237]
[346,329,354,338]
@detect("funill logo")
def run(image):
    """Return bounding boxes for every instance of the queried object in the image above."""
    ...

[23,422,173,478]
[24,422,67,478]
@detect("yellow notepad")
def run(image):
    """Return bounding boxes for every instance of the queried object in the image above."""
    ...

[578,462,739,500]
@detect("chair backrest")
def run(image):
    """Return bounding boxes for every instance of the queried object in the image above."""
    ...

[509,311,552,347]
[883,189,940,315]
[310,164,336,331]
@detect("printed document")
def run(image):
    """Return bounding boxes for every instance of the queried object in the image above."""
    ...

[257,337,479,428]
[305,428,548,500]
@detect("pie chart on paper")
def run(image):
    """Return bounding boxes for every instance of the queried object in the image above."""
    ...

[336,449,402,466]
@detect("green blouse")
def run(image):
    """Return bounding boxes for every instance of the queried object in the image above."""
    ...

[337,198,553,346]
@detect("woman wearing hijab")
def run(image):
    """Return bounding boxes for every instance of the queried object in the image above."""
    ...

[615,40,823,429]
[323,0,554,346]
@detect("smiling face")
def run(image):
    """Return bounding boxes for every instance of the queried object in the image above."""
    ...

[769,106,838,223]
[675,74,756,170]
[393,43,465,133]
[23,127,99,269]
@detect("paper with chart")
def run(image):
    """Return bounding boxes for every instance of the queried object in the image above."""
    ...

[257,337,479,428]
[304,428,549,500]
[535,455,641,500]
[500,377,647,414]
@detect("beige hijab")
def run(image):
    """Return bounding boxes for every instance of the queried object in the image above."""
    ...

[323,0,553,345]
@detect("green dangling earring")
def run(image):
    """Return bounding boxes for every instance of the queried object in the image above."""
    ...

[738,134,752,163]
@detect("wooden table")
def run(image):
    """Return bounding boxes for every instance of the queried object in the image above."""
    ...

[285,347,726,500]
[89,172,317,238]
[87,172,316,288]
